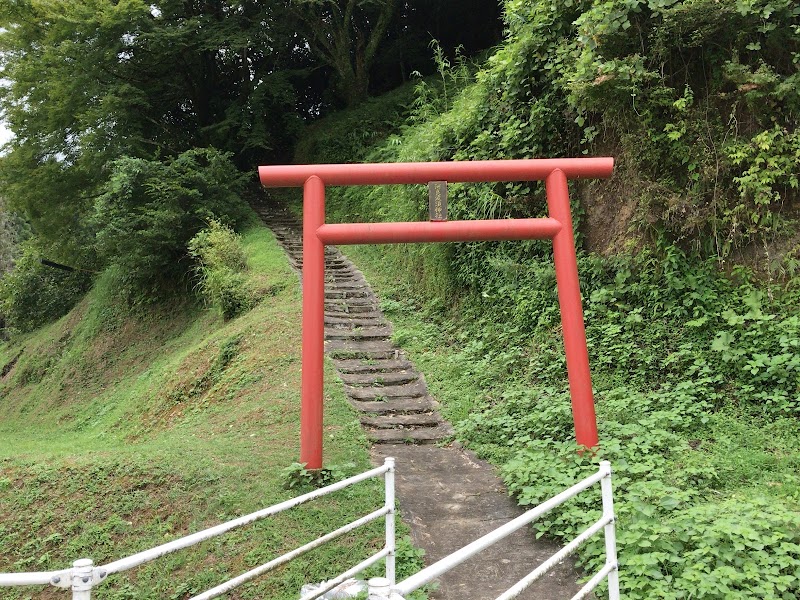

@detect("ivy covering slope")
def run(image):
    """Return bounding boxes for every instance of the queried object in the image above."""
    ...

[297,1,800,598]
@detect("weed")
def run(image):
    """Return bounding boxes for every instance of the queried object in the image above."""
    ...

[280,462,356,490]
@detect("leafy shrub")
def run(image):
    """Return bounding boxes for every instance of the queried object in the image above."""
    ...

[565,0,800,250]
[280,462,356,490]
[501,441,800,599]
[0,245,91,333]
[188,221,254,319]
[92,148,248,302]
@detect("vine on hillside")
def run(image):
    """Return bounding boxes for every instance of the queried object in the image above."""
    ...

[566,0,800,252]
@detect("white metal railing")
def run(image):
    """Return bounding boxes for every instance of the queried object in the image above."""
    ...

[0,457,396,600]
[368,460,619,600]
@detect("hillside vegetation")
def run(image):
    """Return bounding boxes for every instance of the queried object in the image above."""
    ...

[0,219,418,599]
[0,0,798,598]
[296,1,800,599]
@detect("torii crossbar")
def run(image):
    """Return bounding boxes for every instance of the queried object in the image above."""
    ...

[259,158,614,469]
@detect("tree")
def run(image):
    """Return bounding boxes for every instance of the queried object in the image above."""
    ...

[289,0,400,107]
[0,196,20,274]
[0,0,303,259]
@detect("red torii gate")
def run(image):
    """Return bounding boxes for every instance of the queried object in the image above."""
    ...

[259,158,614,469]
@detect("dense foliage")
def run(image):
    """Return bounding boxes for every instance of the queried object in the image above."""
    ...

[189,220,257,318]
[318,0,799,259]
[451,248,800,598]
[0,0,302,263]
[91,148,248,301]
[0,197,24,275]
[0,0,501,327]
[0,246,91,334]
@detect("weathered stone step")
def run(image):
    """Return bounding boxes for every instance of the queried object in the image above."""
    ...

[345,380,427,400]
[325,310,384,320]
[326,303,379,315]
[332,358,414,373]
[366,424,454,444]
[325,316,386,328]
[295,263,354,272]
[360,413,440,428]
[325,282,369,291]
[325,304,380,316]
[290,256,350,263]
[340,371,418,386]
[325,289,372,299]
[326,339,393,351]
[325,276,366,284]
[329,349,398,360]
[328,296,376,306]
[325,326,392,340]
[348,396,438,414]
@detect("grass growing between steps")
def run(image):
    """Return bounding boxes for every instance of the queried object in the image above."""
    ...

[0,220,422,600]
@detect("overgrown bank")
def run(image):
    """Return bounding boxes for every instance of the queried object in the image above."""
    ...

[294,1,800,598]
[0,218,421,599]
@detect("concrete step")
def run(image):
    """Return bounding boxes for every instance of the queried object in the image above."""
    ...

[348,396,439,414]
[345,380,428,400]
[360,413,441,428]
[327,297,377,307]
[325,326,392,340]
[325,316,386,328]
[325,310,385,320]
[367,424,454,444]
[329,348,398,360]
[325,289,372,299]
[332,358,414,373]
[339,371,418,386]
[325,305,380,316]
[325,301,379,313]
[325,277,367,285]
[325,282,369,290]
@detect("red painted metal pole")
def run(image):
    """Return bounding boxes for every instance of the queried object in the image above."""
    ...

[546,169,599,449]
[316,218,562,245]
[260,158,614,188]
[301,176,326,469]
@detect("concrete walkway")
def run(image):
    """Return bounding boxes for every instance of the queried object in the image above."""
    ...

[373,445,581,599]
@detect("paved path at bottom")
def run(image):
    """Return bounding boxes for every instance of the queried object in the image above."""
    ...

[372,445,582,600]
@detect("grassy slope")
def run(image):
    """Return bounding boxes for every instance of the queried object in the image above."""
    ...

[0,218,407,599]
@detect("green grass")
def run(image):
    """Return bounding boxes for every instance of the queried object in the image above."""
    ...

[0,217,422,599]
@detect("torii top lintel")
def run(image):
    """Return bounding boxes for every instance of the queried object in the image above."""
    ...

[259,157,614,187]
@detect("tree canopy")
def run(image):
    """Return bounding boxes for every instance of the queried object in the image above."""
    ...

[0,0,500,257]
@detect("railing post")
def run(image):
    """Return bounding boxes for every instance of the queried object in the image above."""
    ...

[368,577,391,599]
[384,457,396,585]
[301,175,326,469]
[600,461,620,600]
[71,559,94,600]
